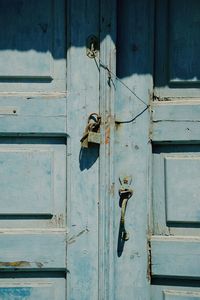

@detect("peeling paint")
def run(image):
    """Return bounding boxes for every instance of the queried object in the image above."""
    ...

[0,287,31,298]
[105,127,110,144]
[0,261,30,267]
[0,261,46,268]
[49,214,64,227]
[109,183,115,196]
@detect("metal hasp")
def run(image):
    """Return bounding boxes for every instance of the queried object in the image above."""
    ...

[80,113,101,148]
[119,176,133,241]
[86,35,99,58]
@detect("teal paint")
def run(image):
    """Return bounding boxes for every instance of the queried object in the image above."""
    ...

[151,0,200,299]
[66,0,100,297]
[114,0,153,299]
[0,287,31,298]
[0,0,199,299]
[0,1,67,299]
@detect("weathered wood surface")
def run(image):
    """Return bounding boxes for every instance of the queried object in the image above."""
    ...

[66,0,100,299]
[152,101,200,142]
[152,237,200,278]
[114,1,153,299]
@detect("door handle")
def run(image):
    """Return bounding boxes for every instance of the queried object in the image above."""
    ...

[119,177,133,241]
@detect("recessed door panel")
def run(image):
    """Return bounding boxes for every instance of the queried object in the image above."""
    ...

[153,147,200,226]
[164,156,200,223]
[0,149,53,215]
[154,0,200,98]
[0,0,66,92]
[0,232,66,270]
[0,140,66,216]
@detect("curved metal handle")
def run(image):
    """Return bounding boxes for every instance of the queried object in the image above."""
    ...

[119,176,133,241]
[120,198,129,241]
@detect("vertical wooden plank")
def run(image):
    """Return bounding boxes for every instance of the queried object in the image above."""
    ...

[99,0,116,299]
[66,1,100,299]
[114,0,154,299]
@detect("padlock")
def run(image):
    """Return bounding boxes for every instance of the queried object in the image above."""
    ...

[80,130,89,148]
[80,113,101,148]
[88,131,101,144]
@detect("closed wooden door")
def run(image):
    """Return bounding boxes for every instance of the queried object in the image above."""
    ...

[114,0,200,299]
[0,1,100,299]
[151,0,200,298]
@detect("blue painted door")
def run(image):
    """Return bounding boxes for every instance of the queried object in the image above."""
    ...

[114,0,200,299]
[1,0,200,299]
[151,0,200,298]
[0,0,100,299]
[0,1,67,299]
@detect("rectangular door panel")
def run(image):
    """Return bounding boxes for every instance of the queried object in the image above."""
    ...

[169,0,200,86]
[0,138,66,218]
[152,101,200,142]
[152,237,200,278]
[153,145,200,227]
[0,0,66,92]
[152,144,200,278]
[0,232,65,270]
[154,0,200,98]
[0,149,53,215]
[164,156,200,223]
[0,96,67,135]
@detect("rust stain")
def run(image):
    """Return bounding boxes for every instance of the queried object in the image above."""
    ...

[0,261,30,267]
[109,183,115,196]
[105,127,110,144]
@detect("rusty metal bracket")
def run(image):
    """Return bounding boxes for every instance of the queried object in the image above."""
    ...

[86,35,99,58]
